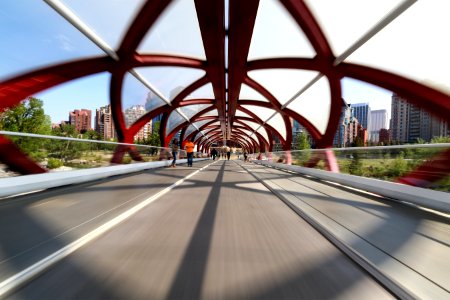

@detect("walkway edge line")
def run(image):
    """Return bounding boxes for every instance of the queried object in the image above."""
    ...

[0,161,215,298]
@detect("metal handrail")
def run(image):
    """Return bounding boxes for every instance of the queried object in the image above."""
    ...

[0,131,205,155]
[267,143,450,154]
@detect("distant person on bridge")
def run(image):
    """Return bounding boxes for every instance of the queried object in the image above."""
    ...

[211,148,218,160]
[185,139,195,167]
[226,146,231,160]
[170,139,179,168]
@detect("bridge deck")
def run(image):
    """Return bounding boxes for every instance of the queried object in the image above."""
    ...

[0,159,447,299]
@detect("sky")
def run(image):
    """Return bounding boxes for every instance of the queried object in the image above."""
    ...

[1,0,448,131]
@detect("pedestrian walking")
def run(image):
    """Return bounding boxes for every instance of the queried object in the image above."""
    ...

[211,148,218,160]
[171,139,179,167]
[185,139,195,167]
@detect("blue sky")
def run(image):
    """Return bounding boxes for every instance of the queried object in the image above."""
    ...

[36,73,111,124]
[1,0,405,128]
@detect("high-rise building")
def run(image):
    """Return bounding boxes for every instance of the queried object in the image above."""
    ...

[408,106,447,143]
[369,109,388,143]
[390,93,409,143]
[390,93,448,143]
[379,128,390,144]
[333,100,351,147]
[357,125,368,146]
[351,103,371,132]
[292,119,303,136]
[95,105,116,140]
[333,99,362,147]
[346,117,361,146]
[69,109,92,133]
[408,104,422,143]
[124,105,152,141]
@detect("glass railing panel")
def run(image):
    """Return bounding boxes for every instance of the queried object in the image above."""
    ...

[262,143,450,192]
[0,132,208,177]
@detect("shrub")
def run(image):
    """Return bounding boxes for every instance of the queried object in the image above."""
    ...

[388,155,408,178]
[348,154,363,176]
[47,158,63,169]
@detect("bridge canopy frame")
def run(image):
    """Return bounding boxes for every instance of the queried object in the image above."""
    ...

[0,0,450,186]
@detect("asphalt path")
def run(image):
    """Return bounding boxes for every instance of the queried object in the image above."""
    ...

[2,160,393,299]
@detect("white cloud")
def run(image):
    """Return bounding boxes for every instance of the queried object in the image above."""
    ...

[55,34,74,52]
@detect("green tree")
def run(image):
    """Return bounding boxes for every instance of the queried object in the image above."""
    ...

[143,121,161,155]
[388,152,408,178]
[0,97,51,134]
[145,121,161,146]
[296,131,311,165]
[297,131,310,150]
[83,129,101,140]
[0,97,51,161]
[415,138,425,144]
[431,136,450,143]
[81,129,102,152]
[52,123,78,137]
[351,136,365,147]
[49,124,83,161]
[348,152,363,176]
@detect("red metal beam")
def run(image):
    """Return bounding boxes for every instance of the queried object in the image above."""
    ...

[234,115,277,151]
[0,136,46,174]
[195,127,221,143]
[118,0,172,58]
[206,133,255,152]
[234,117,275,147]
[282,114,293,151]
[233,127,269,150]
[170,76,210,107]
[166,106,218,139]
[0,57,115,173]
[135,55,206,69]
[195,0,227,138]
[237,107,286,144]
[185,119,219,141]
[228,0,260,126]
[178,99,215,107]
[233,121,272,148]
[0,57,114,112]
[280,0,334,60]
[247,57,323,72]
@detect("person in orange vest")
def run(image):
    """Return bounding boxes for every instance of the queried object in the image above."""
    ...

[185,139,195,167]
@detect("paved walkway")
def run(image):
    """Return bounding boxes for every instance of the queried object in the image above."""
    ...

[2,160,394,299]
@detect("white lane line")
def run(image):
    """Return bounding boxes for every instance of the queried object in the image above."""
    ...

[0,161,215,298]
